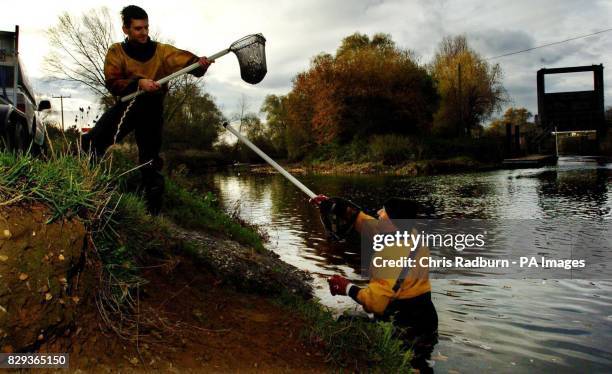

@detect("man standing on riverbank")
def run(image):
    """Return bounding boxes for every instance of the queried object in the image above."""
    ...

[314,196,438,373]
[82,5,212,215]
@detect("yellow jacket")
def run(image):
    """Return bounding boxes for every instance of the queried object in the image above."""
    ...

[104,40,203,97]
[350,212,431,315]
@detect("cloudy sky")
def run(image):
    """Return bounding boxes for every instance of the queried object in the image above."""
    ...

[1,0,611,128]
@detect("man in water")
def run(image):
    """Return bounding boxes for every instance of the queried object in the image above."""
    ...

[82,5,212,214]
[313,195,438,373]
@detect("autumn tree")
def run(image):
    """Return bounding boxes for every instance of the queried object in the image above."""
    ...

[284,33,438,159]
[486,107,534,137]
[241,114,262,138]
[231,94,252,135]
[431,35,507,137]
[285,71,317,160]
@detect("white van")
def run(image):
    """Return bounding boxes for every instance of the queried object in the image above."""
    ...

[0,26,50,153]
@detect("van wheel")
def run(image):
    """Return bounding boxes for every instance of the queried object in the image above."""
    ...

[31,140,42,156]
[31,138,47,157]
[7,120,30,153]
[30,119,41,156]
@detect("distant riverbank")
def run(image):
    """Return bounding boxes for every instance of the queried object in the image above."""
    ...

[247,157,501,176]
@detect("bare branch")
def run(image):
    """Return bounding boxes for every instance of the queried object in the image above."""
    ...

[44,8,118,100]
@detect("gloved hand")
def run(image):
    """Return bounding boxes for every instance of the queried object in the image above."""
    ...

[138,78,161,92]
[198,56,213,72]
[309,194,328,206]
[328,274,350,296]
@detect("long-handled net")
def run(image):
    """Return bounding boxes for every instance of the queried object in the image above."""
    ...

[229,34,267,84]
[121,33,267,102]
[82,34,268,155]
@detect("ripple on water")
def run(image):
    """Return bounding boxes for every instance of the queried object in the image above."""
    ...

[202,164,612,372]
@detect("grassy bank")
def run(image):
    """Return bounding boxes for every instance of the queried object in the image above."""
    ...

[249,156,499,176]
[0,147,265,307]
[297,134,504,175]
[0,145,414,371]
[166,148,500,177]
[276,292,413,372]
[0,147,264,250]
[158,132,506,177]
[163,135,504,177]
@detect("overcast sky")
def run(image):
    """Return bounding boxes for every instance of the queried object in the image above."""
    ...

[1,0,611,128]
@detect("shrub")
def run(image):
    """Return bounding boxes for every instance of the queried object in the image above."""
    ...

[368,134,418,164]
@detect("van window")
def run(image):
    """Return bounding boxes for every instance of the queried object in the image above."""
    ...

[0,66,15,87]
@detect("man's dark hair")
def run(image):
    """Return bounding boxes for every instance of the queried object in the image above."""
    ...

[121,5,148,28]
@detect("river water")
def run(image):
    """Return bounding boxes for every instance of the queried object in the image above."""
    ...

[194,157,611,373]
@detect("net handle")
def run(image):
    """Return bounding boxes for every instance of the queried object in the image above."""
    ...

[120,48,230,102]
[224,122,317,199]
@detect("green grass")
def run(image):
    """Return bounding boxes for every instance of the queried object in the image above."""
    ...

[0,150,114,222]
[0,148,164,284]
[163,180,265,252]
[0,140,265,296]
[100,147,266,252]
[276,292,413,372]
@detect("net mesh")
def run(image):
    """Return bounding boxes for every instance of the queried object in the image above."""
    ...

[229,34,267,84]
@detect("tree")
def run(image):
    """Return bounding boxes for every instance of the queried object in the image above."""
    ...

[260,94,288,156]
[45,7,117,102]
[244,114,264,139]
[486,107,534,137]
[431,35,507,137]
[283,32,438,159]
[236,114,281,162]
[285,71,317,160]
[163,78,225,150]
[231,94,252,135]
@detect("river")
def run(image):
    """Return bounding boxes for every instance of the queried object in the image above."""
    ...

[193,156,611,373]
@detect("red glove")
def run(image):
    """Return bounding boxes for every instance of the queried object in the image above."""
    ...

[327,275,350,296]
[198,56,213,72]
[309,194,328,206]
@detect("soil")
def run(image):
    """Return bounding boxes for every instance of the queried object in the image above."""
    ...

[1,203,331,372]
[37,254,332,373]
[0,204,85,353]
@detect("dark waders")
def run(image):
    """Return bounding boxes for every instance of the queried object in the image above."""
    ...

[82,94,165,215]
[380,292,439,374]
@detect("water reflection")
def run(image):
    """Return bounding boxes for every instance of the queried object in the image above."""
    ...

[193,159,611,372]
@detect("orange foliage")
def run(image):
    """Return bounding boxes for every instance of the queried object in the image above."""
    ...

[284,33,438,157]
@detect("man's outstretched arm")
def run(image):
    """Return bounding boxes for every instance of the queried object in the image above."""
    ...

[161,44,212,77]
